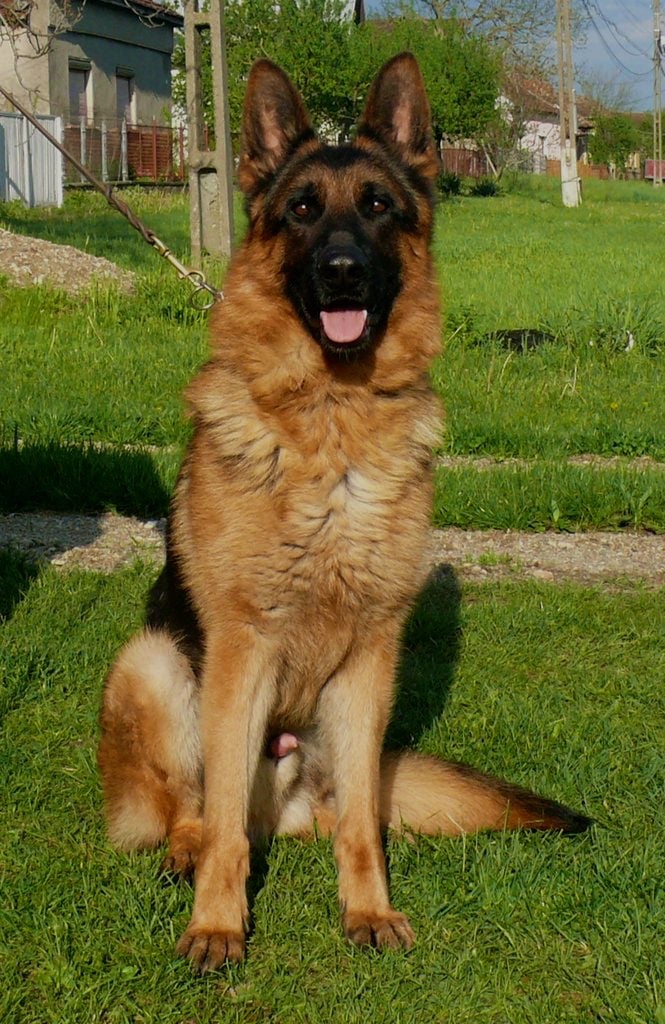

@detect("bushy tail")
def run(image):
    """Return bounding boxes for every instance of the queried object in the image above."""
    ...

[379,752,591,836]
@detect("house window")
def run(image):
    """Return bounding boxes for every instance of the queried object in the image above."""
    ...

[69,60,91,121]
[116,70,135,124]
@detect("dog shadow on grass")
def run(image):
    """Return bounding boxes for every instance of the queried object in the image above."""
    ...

[387,563,462,750]
[0,443,171,622]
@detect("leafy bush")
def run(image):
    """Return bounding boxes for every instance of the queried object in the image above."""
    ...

[469,176,501,197]
[437,170,462,198]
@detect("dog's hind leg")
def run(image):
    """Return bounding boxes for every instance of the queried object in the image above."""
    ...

[98,629,202,871]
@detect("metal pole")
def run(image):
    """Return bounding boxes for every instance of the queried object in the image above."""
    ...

[101,120,108,181]
[556,0,581,207]
[654,0,663,186]
[184,0,235,265]
[121,118,128,182]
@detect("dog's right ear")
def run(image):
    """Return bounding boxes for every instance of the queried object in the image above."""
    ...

[238,60,315,195]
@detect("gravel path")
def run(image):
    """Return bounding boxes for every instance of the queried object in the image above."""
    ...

[1,512,663,587]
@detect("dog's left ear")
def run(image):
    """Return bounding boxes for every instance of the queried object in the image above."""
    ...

[358,52,438,180]
[238,60,315,194]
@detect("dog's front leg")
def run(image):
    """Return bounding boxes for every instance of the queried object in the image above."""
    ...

[318,622,415,950]
[176,626,274,972]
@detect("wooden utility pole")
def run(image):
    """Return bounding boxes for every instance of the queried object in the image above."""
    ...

[556,0,581,207]
[653,0,663,187]
[184,0,234,265]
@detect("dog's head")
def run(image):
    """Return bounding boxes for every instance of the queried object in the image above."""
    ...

[238,54,438,360]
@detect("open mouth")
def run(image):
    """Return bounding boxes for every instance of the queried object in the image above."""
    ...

[319,308,369,346]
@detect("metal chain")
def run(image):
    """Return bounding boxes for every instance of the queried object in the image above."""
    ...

[0,84,223,309]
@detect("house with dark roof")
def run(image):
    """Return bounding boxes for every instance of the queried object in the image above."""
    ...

[1,0,184,191]
[503,73,595,166]
[0,0,182,125]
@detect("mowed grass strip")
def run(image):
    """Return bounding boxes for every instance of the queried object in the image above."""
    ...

[2,447,664,535]
[434,461,665,532]
[435,174,665,341]
[436,342,664,461]
[0,556,662,1023]
[0,443,178,517]
[1,179,665,529]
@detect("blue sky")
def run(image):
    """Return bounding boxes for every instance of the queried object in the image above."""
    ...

[574,0,654,110]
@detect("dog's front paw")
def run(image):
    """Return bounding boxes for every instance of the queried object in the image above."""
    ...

[176,925,245,972]
[343,909,415,951]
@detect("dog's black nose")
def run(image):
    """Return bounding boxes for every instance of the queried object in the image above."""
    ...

[318,245,369,289]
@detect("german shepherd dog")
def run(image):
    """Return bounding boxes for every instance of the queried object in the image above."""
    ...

[98,54,590,972]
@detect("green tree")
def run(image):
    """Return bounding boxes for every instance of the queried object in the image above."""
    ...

[172,0,356,140]
[384,0,586,71]
[351,17,500,141]
[588,113,640,169]
[637,112,654,159]
[172,1,500,146]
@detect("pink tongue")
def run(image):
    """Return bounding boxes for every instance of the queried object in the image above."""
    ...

[320,309,368,344]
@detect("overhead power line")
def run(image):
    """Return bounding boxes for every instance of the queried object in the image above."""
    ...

[580,0,652,78]
[585,0,651,59]
[614,0,650,31]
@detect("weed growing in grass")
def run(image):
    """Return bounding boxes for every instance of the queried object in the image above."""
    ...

[437,170,463,198]
[474,550,517,568]
[468,176,501,197]
[560,295,665,355]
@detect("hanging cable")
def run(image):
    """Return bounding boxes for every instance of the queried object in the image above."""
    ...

[585,0,651,59]
[580,0,652,78]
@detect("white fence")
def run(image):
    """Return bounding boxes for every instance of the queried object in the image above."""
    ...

[0,112,63,207]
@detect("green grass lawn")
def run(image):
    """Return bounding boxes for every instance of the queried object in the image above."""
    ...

[1,556,663,1024]
[1,180,664,1022]
[435,175,665,342]
[1,177,664,528]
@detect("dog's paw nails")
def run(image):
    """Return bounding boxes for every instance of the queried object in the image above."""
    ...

[176,927,246,972]
[159,849,196,882]
[344,910,415,951]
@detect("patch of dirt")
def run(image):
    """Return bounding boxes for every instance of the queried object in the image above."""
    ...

[0,228,134,293]
[0,513,165,573]
[427,527,665,587]
[1,513,663,587]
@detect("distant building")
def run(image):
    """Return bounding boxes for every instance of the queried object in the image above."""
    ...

[505,74,594,166]
[0,0,183,125]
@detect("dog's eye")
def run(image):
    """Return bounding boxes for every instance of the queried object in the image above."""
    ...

[368,197,390,216]
[291,200,313,219]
